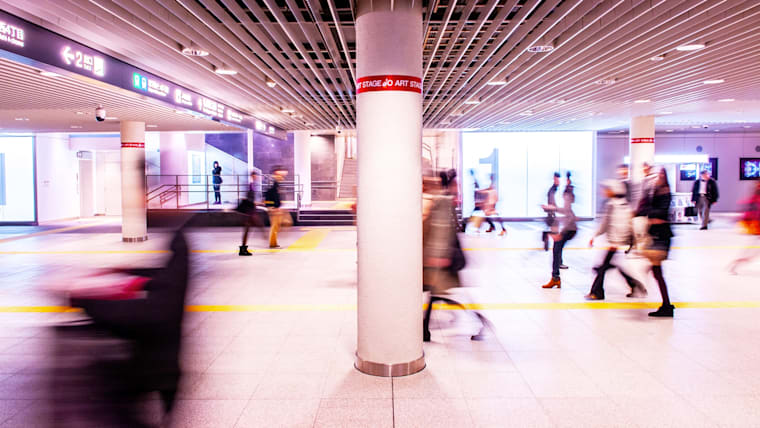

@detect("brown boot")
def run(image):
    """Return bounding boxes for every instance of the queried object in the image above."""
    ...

[541,278,561,289]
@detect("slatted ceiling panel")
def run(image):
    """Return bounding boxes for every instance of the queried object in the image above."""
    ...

[0,59,237,133]
[1,0,759,131]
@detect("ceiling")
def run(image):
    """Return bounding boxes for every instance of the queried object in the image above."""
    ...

[1,0,759,132]
[0,58,241,133]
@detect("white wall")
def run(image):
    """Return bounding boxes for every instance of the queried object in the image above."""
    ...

[35,133,80,222]
[596,131,760,213]
[0,136,36,222]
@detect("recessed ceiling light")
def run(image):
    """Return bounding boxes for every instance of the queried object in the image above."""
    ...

[714,129,720,132]
[464,100,481,105]
[214,67,237,75]
[105,117,118,120]
[76,111,84,115]
[676,43,706,51]
[70,125,82,129]
[281,107,295,114]
[14,118,28,121]
[518,111,534,116]
[147,124,158,128]
[718,98,735,102]
[743,125,752,129]
[594,78,617,85]
[486,80,507,86]
[691,125,701,129]
[634,99,651,103]
[181,46,209,57]
[304,122,315,127]
[650,55,665,62]
[703,79,724,84]
[526,45,554,53]
[659,111,673,115]
[39,71,61,77]
[265,77,277,88]
[665,129,674,132]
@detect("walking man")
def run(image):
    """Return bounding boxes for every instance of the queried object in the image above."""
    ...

[691,170,719,230]
[265,167,287,248]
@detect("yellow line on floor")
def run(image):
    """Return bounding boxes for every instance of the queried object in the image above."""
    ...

[0,220,116,244]
[286,229,330,251]
[3,301,760,313]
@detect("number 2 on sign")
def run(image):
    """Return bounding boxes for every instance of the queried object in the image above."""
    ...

[75,51,82,68]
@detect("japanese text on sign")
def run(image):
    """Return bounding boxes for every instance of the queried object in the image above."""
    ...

[0,20,24,47]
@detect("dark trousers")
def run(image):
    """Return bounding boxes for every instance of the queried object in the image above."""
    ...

[213,184,221,203]
[552,230,576,279]
[589,248,641,298]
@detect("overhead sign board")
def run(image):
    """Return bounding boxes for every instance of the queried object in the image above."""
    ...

[0,10,285,138]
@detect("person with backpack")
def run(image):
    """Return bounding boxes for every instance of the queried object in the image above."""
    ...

[586,180,646,300]
[265,167,286,248]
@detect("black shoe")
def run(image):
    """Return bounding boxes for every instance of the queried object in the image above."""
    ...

[648,304,674,317]
[559,264,568,270]
[423,331,431,342]
[239,245,253,256]
[700,226,708,230]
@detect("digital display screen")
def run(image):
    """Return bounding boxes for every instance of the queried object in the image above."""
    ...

[705,157,718,180]
[679,163,697,181]
[740,158,760,181]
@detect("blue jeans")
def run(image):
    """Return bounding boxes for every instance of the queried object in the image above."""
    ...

[552,230,576,279]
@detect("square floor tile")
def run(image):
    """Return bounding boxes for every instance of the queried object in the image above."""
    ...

[394,398,474,428]
[314,398,392,428]
[234,399,320,428]
[322,368,392,399]
[252,373,327,400]
[466,398,553,428]
[456,372,534,398]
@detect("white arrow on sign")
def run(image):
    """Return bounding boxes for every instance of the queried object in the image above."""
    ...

[62,46,75,64]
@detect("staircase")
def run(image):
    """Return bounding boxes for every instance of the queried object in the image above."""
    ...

[338,158,358,199]
[297,210,356,226]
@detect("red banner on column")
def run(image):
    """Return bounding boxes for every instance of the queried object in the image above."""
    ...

[356,75,422,94]
[630,137,654,144]
[121,142,145,148]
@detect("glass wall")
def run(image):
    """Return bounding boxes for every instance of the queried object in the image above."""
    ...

[462,132,594,218]
[0,136,36,223]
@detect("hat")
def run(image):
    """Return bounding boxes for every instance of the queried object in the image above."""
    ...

[602,179,626,196]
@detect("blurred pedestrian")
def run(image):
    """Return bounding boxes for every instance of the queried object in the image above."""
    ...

[586,180,646,300]
[642,168,675,317]
[729,182,760,274]
[265,167,287,248]
[482,174,507,236]
[632,162,658,249]
[617,164,632,203]
[541,172,561,251]
[212,161,223,204]
[239,171,262,256]
[691,169,719,230]
[541,172,577,289]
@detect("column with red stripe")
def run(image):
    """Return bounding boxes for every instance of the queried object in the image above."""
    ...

[629,115,655,182]
[120,121,147,242]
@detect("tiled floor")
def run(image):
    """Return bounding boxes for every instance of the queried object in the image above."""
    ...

[0,215,758,427]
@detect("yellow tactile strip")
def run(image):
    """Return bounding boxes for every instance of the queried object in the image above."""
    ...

[2,301,759,313]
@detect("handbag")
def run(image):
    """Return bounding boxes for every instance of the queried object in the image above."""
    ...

[236,198,254,214]
[684,206,697,217]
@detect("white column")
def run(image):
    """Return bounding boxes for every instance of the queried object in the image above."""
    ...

[293,131,312,206]
[355,0,425,377]
[629,115,655,182]
[120,121,147,242]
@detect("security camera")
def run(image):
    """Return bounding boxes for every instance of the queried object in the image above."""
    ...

[95,106,106,122]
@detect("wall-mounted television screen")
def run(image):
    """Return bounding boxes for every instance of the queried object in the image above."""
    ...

[679,163,698,181]
[705,157,718,180]
[740,158,760,180]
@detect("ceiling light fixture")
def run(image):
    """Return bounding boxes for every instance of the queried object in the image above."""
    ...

[650,55,665,62]
[105,117,118,120]
[665,129,674,132]
[594,78,617,85]
[280,107,295,114]
[70,125,82,129]
[718,98,735,102]
[486,80,507,86]
[634,99,651,103]
[76,111,84,115]
[464,100,481,105]
[714,129,720,132]
[214,67,238,75]
[659,111,673,115]
[147,124,158,128]
[14,117,28,121]
[265,77,277,88]
[676,43,706,51]
[39,71,61,77]
[703,79,724,84]
[527,44,554,53]
[518,111,534,116]
[181,46,209,57]
[743,125,752,129]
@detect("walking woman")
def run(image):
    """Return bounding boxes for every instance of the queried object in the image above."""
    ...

[212,161,223,204]
[586,180,646,300]
[729,181,760,274]
[643,168,675,317]
[541,172,577,289]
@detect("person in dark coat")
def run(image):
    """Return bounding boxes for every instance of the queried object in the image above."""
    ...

[691,170,719,230]
[643,168,675,317]
[70,225,190,415]
[212,161,223,204]
[541,172,561,251]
